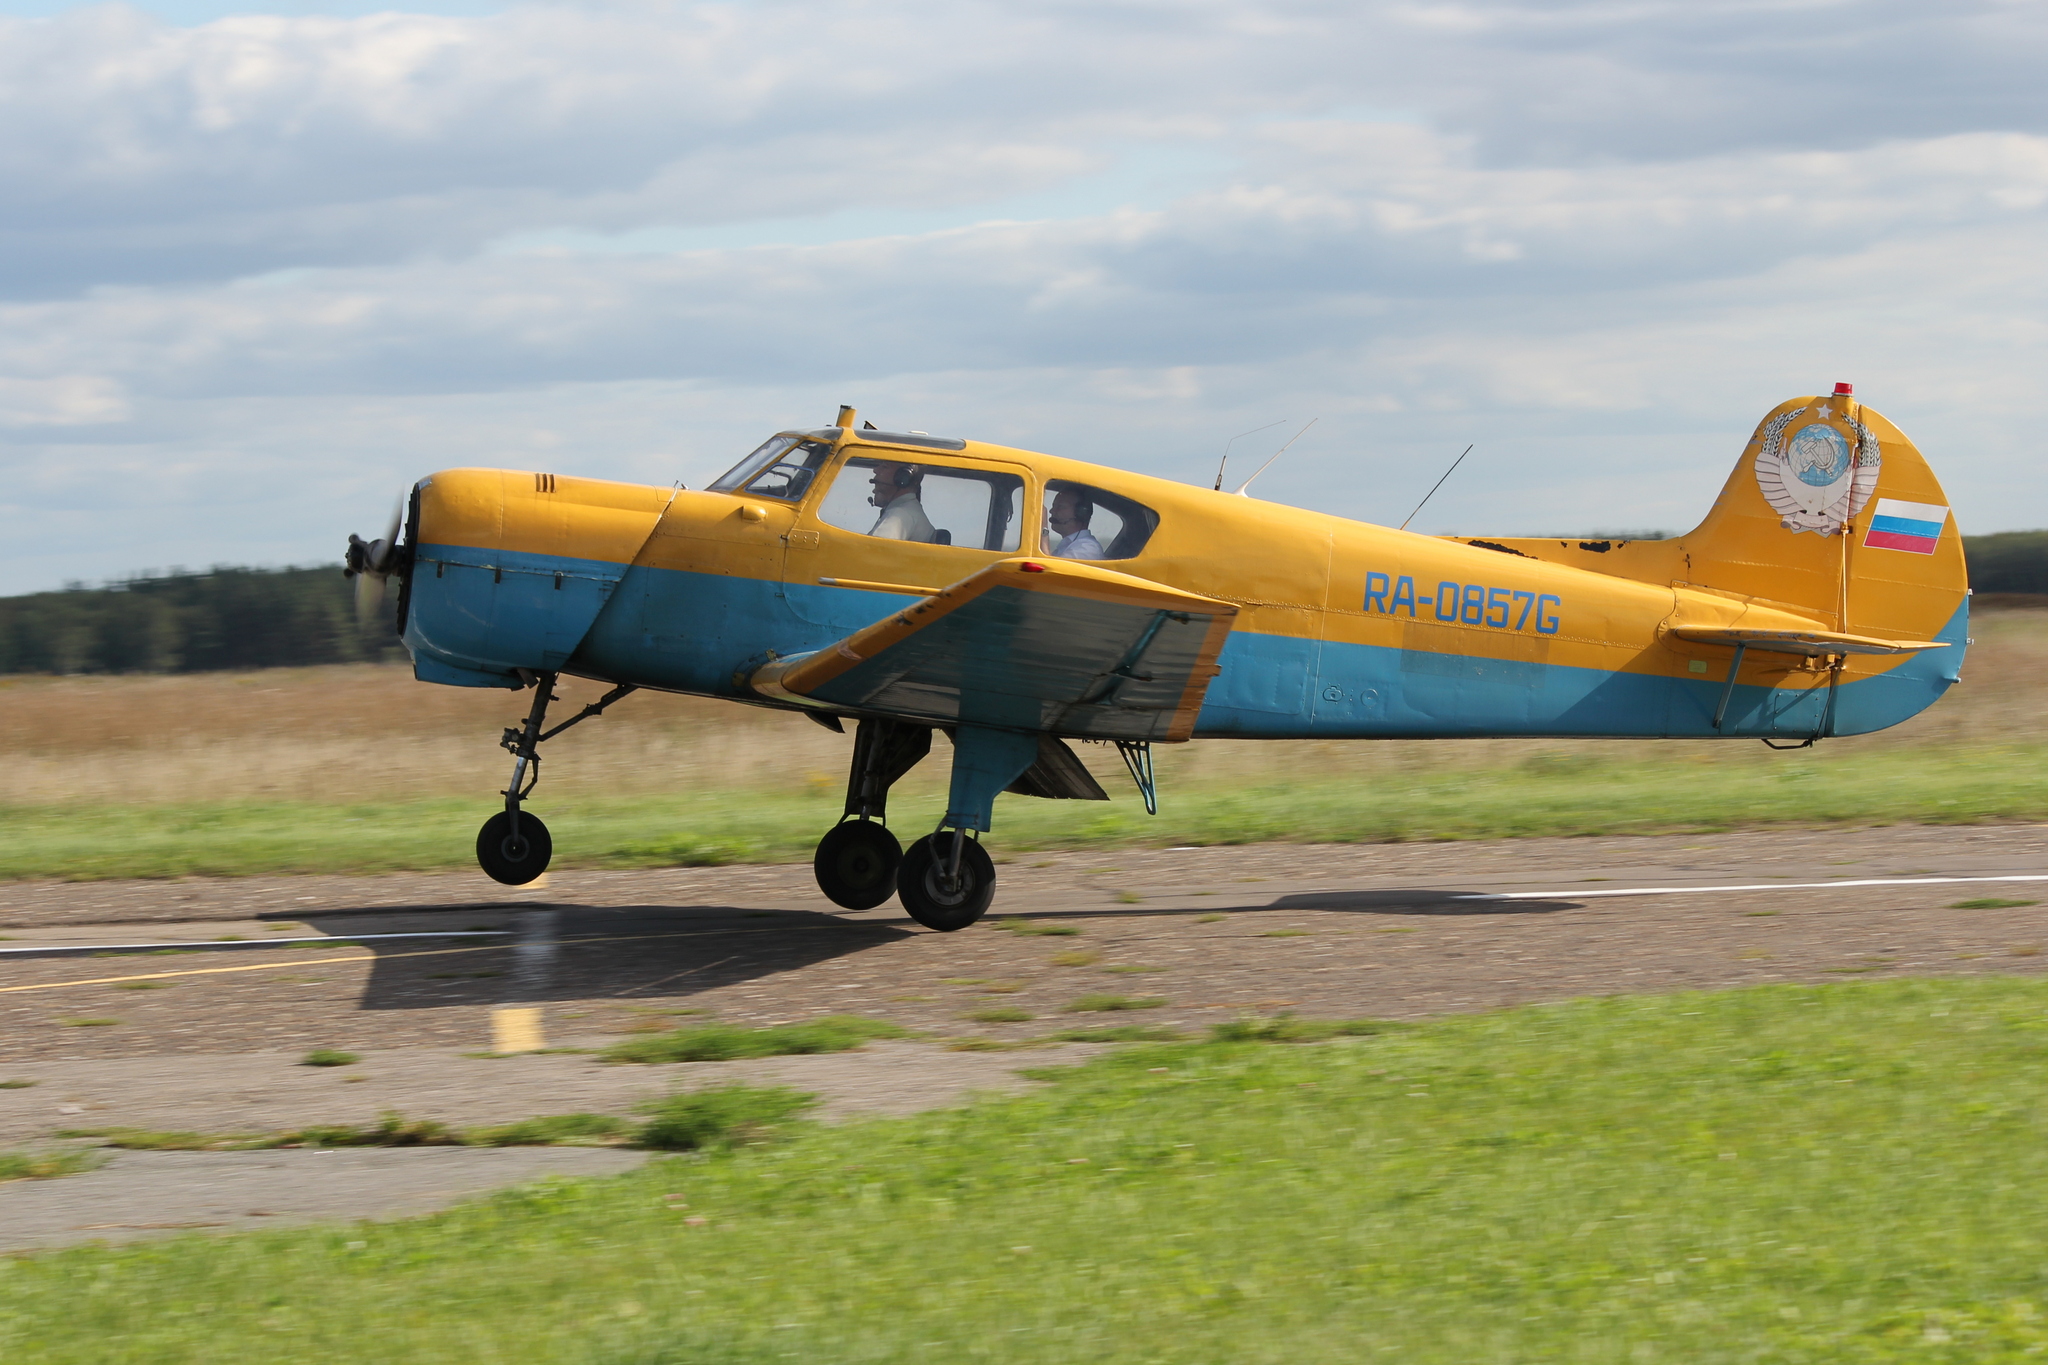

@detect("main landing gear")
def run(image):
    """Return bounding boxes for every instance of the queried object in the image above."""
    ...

[475,671,637,886]
[813,719,929,911]
[811,720,1050,931]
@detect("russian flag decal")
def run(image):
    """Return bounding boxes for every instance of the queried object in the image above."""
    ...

[1863,498,1948,554]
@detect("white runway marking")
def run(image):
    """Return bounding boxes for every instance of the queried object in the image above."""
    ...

[1455,875,2048,902]
[0,931,510,958]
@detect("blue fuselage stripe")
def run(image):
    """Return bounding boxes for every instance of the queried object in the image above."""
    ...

[403,551,1966,740]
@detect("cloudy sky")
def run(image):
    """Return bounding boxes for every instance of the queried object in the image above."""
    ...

[2,0,2044,594]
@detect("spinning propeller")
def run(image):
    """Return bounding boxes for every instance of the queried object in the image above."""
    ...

[343,501,406,627]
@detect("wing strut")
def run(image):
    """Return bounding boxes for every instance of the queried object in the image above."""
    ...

[1116,740,1158,815]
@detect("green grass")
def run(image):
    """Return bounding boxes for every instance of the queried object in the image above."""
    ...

[275,1113,465,1148]
[0,1150,101,1181]
[1046,1025,1189,1043]
[599,1015,908,1064]
[11,740,2048,879]
[13,977,2048,1361]
[991,919,1082,936]
[0,1079,36,1089]
[299,1049,360,1067]
[465,1114,635,1148]
[1063,993,1168,1012]
[1952,898,2038,909]
[57,1104,774,1154]
[54,1128,262,1151]
[636,1085,817,1152]
[961,1006,1035,1023]
[1208,1014,1410,1043]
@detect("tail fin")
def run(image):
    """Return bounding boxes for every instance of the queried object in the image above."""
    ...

[1453,392,1966,640]
[1675,392,1966,643]
[1449,391,1968,737]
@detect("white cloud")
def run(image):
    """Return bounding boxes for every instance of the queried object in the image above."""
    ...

[0,375,130,425]
[3,0,2048,592]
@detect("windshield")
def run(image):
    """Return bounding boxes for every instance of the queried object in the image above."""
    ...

[708,435,800,493]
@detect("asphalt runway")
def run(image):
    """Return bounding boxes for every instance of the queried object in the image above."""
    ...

[3,823,2046,1249]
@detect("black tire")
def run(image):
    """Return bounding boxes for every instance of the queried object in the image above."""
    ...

[897,833,996,931]
[813,820,903,910]
[477,810,553,886]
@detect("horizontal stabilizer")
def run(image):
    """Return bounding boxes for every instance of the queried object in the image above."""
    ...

[1668,626,1948,657]
[751,557,1237,742]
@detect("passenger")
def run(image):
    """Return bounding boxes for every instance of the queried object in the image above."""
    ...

[1047,489,1105,559]
[865,462,935,542]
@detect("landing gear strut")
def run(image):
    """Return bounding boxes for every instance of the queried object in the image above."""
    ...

[475,672,637,886]
[812,719,930,910]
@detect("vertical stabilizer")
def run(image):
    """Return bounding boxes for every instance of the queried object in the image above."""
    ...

[1676,390,1965,646]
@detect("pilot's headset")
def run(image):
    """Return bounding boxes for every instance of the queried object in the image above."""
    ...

[870,461,922,507]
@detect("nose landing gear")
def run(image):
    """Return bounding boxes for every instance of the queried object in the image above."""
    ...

[478,809,553,886]
[474,671,638,886]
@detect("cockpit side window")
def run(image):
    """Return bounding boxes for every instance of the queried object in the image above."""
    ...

[1042,480,1158,560]
[709,435,836,501]
[816,454,1024,551]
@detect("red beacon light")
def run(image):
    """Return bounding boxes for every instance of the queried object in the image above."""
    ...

[1833,382,1854,396]
[1020,561,1046,573]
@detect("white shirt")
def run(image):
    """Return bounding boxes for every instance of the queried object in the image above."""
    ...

[867,491,936,542]
[1054,528,1105,559]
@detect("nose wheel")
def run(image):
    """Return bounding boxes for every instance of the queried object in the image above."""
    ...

[813,819,902,910]
[897,832,995,931]
[477,810,553,885]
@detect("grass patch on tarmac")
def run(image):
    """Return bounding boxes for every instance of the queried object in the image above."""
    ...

[58,1095,798,1155]
[0,1150,100,1181]
[8,741,2048,880]
[13,977,2048,1362]
[599,1015,908,1064]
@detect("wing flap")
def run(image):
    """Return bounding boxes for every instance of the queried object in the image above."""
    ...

[752,557,1237,741]
[1669,626,1948,657]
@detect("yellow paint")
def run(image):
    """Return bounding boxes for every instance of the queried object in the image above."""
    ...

[491,1006,546,1053]
[414,396,1965,700]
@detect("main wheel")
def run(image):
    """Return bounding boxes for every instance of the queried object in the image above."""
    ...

[476,810,553,886]
[813,820,902,910]
[897,833,996,931]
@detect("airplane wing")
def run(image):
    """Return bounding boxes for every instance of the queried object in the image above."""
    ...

[1668,626,1948,657]
[750,557,1237,742]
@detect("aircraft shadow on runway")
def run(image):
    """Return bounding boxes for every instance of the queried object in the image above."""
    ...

[291,903,912,1013]
[287,887,1577,1013]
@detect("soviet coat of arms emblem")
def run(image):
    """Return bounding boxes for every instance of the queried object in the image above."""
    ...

[1753,402,1881,534]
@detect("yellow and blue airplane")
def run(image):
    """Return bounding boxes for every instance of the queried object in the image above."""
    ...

[344,385,1965,930]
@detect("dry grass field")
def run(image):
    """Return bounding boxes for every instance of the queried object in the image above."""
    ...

[0,603,2042,878]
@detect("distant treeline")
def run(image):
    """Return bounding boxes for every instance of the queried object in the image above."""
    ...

[1962,530,2048,596]
[4,532,2047,675]
[0,566,404,675]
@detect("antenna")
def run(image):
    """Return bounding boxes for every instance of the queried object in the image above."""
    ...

[1232,418,1318,497]
[1215,419,1287,491]
[1398,444,1474,532]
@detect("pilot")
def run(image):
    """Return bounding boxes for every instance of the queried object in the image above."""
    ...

[866,461,935,542]
[1048,488,1105,559]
